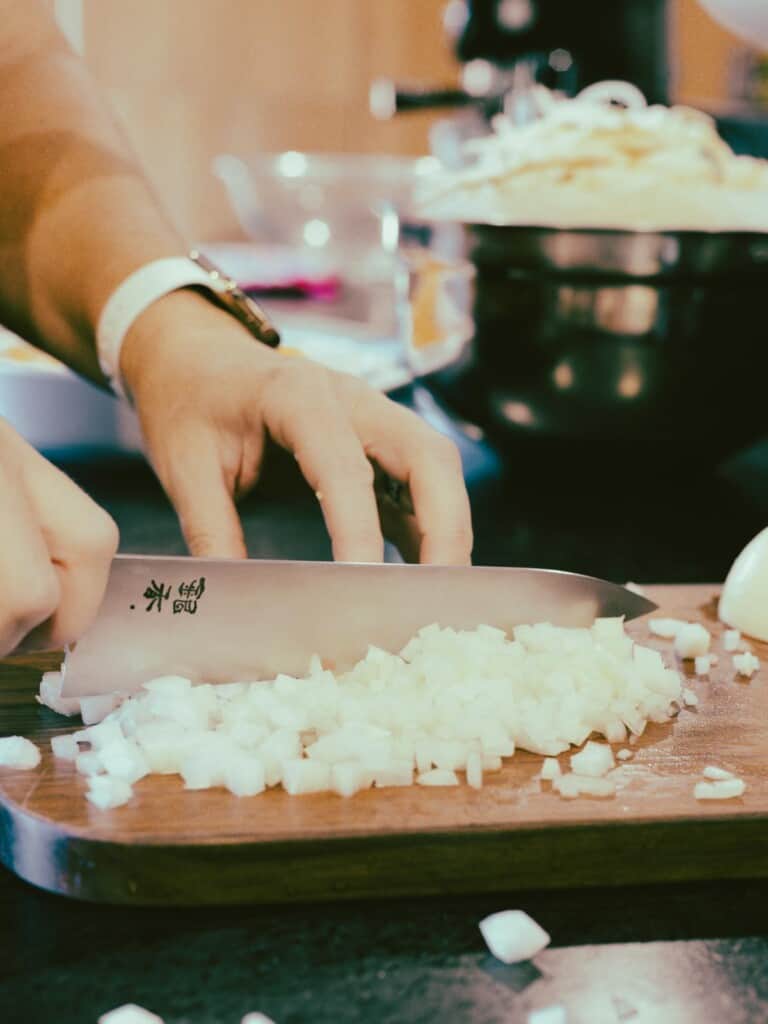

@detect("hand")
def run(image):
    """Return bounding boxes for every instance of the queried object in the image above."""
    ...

[121,291,473,564]
[0,419,118,656]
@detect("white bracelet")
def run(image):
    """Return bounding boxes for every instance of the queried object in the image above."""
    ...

[96,257,229,399]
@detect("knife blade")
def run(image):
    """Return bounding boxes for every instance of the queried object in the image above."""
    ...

[60,556,656,697]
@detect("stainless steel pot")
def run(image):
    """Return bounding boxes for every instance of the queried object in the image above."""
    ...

[423,225,768,462]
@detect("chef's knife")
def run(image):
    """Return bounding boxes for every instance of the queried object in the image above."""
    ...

[60,556,656,697]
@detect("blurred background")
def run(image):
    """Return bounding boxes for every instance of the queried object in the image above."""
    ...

[48,0,768,241]
[3,0,768,579]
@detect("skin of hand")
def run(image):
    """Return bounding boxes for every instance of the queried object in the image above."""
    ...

[0,2,474,568]
[0,418,118,656]
[120,291,474,565]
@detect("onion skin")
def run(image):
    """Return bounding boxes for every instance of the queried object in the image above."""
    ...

[719,527,768,643]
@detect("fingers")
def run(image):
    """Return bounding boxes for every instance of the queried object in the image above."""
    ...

[157,431,247,559]
[264,374,384,562]
[0,460,61,654]
[355,395,473,565]
[18,443,119,650]
[293,420,384,564]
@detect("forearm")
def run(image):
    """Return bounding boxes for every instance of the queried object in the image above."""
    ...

[0,2,186,382]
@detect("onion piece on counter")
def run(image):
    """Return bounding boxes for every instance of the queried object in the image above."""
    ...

[616,749,633,761]
[0,735,40,769]
[242,1014,278,1024]
[98,1005,164,1024]
[703,765,735,781]
[694,778,745,800]
[719,527,768,643]
[733,652,760,678]
[479,909,551,964]
[682,688,699,707]
[528,1006,567,1024]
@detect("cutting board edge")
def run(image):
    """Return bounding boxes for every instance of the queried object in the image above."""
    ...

[4,801,768,906]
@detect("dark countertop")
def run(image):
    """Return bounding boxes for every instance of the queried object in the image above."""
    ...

[2,387,768,1024]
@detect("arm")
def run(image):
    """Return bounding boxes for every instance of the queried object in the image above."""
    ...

[0,1,473,566]
[0,1,185,379]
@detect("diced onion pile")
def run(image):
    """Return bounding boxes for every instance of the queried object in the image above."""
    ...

[43,618,685,808]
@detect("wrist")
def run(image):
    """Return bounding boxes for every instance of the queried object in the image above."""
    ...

[119,289,274,404]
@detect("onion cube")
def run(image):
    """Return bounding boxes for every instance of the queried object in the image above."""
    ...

[694,778,745,800]
[98,1004,164,1024]
[723,629,742,652]
[0,735,41,770]
[528,1006,567,1024]
[417,769,459,786]
[373,763,413,788]
[37,671,80,717]
[51,734,79,761]
[466,752,483,790]
[695,655,712,676]
[482,755,503,773]
[553,774,616,799]
[593,617,633,658]
[142,675,192,697]
[99,741,150,784]
[648,618,687,639]
[80,694,120,725]
[134,723,194,774]
[86,776,133,810]
[241,1014,277,1024]
[674,624,710,659]
[224,756,266,797]
[616,749,633,761]
[570,741,614,778]
[80,719,124,751]
[75,751,104,776]
[733,652,760,678]
[479,909,550,963]
[282,759,331,795]
[703,765,735,781]
[682,688,699,707]
[540,758,561,781]
[331,762,373,798]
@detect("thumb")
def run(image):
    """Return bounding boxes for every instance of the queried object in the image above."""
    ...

[162,439,247,559]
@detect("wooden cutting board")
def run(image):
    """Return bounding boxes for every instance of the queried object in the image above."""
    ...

[1,584,767,906]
